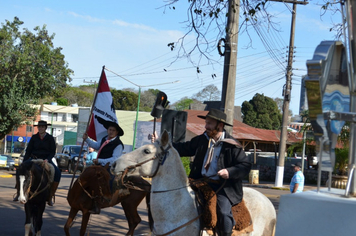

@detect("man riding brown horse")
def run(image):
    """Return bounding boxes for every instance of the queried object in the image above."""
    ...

[82,119,124,214]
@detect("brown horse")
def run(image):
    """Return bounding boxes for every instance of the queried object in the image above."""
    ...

[64,164,150,236]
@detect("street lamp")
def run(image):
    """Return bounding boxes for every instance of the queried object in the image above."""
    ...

[104,67,179,150]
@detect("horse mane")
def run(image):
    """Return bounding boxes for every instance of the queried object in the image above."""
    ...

[81,165,110,181]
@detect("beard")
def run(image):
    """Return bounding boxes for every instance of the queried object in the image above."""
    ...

[206,128,219,138]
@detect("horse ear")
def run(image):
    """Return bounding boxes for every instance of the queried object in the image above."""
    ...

[161,130,169,146]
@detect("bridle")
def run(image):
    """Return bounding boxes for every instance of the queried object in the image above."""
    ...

[26,163,51,201]
[120,141,171,190]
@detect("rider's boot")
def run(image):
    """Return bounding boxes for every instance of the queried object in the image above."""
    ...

[89,200,101,214]
[47,182,59,206]
[13,173,20,201]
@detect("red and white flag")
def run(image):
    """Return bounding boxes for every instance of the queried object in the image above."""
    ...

[87,69,118,141]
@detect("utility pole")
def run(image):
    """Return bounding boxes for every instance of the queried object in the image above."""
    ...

[221,0,240,133]
[272,0,308,187]
[83,79,97,96]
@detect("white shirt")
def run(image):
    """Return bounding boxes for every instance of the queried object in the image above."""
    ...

[201,132,225,180]
[85,136,123,166]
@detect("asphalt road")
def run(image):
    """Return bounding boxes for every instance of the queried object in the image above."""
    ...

[0,170,290,236]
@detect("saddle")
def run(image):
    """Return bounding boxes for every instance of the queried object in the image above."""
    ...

[31,159,55,183]
[110,174,150,206]
[189,179,253,235]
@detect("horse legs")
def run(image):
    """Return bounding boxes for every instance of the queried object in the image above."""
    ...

[121,190,147,236]
[24,203,32,236]
[64,207,79,236]
[79,212,91,236]
[33,202,46,236]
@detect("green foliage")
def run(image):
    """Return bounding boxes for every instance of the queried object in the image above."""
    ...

[56,97,68,106]
[334,148,349,176]
[0,17,73,139]
[61,87,93,107]
[241,93,282,130]
[139,89,159,112]
[175,97,193,111]
[111,89,138,111]
[181,156,191,176]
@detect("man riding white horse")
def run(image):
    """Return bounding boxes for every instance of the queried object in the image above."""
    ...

[152,108,251,236]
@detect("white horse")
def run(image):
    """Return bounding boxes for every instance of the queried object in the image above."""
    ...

[112,130,276,236]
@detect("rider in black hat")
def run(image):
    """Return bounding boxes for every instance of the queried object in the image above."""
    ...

[13,120,61,206]
[151,108,251,236]
[82,119,124,213]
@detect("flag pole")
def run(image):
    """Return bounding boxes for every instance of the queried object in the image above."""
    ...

[68,66,105,193]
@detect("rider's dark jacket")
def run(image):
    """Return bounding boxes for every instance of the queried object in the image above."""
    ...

[173,131,251,205]
[23,132,56,161]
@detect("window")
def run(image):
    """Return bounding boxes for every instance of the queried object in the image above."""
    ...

[72,114,78,122]
[26,126,32,132]
[62,114,67,122]
[13,127,18,131]
[48,112,58,121]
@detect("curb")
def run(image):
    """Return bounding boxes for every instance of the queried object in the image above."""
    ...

[243,183,289,191]
[0,174,13,178]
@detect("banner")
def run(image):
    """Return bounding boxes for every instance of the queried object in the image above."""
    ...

[87,69,118,141]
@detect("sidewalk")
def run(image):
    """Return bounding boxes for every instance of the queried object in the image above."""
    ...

[243,180,317,192]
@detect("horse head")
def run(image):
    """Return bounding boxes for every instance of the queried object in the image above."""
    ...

[112,130,171,178]
[17,160,47,204]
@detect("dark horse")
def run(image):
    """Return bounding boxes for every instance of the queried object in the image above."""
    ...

[64,164,150,236]
[17,159,51,236]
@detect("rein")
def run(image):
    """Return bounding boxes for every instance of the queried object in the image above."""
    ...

[27,163,51,200]
[153,214,202,236]
[77,174,106,201]
[119,143,171,191]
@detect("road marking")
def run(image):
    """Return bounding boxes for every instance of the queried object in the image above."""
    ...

[0,174,13,178]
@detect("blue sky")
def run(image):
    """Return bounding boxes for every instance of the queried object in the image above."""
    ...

[1,0,342,116]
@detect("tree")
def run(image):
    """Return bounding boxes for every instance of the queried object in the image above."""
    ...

[111,89,138,111]
[0,17,73,140]
[163,0,270,66]
[140,89,160,112]
[273,97,283,113]
[193,84,220,102]
[173,97,194,111]
[62,87,93,107]
[241,93,281,130]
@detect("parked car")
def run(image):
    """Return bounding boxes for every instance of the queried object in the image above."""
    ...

[11,152,23,167]
[0,154,15,171]
[56,145,87,174]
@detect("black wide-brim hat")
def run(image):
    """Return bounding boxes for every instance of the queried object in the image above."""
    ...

[34,120,51,126]
[103,120,124,136]
[197,108,233,127]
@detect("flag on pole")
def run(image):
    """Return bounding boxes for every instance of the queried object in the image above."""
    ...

[87,69,118,141]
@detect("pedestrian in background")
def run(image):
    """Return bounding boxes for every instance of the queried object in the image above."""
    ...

[290,162,305,193]
[84,147,97,167]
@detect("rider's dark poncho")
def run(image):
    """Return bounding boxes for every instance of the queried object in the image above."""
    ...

[24,132,56,162]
